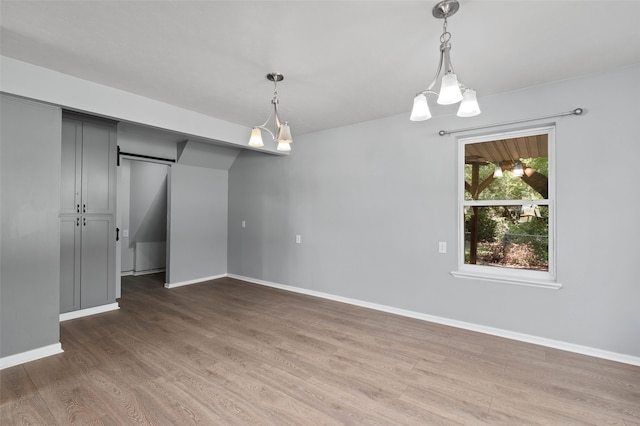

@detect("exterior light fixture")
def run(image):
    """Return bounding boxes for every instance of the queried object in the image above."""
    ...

[513,161,524,177]
[248,73,293,152]
[410,0,480,121]
[493,163,503,178]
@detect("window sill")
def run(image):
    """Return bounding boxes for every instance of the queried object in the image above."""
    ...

[450,270,562,289]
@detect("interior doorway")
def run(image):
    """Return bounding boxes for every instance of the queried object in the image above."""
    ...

[121,272,166,297]
[117,158,170,295]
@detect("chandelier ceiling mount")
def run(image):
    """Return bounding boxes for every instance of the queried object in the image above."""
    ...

[432,0,459,19]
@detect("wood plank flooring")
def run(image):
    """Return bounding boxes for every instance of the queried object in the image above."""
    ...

[2,273,639,425]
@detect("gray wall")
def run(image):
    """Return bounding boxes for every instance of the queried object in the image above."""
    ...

[1,94,61,357]
[168,164,229,283]
[129,160,168,272]
[228,64,640,358]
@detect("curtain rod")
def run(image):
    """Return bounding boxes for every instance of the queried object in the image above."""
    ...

[438,108,584,136]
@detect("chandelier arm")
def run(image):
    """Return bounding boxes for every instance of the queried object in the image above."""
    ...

[272,77,283,136]
[257,105,274,130]
[424,48,445,93]
[255,124,276,140]
[253,76,286,141]
[273,101,282,133]
[442,42,455,76]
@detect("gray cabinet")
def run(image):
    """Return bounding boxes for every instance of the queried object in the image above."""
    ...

[60,216,81,312]
[60,115,117,314]
[80,215,115,308]
[60,118,116,216]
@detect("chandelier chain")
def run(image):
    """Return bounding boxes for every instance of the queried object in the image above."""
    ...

[271,79,279,105]
[440,18,451,43]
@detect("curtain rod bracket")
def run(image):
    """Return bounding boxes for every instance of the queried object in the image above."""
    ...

[438,107,584,136]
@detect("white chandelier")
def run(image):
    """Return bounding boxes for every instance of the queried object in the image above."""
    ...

[248,72,293,152]
[410,0,480,121]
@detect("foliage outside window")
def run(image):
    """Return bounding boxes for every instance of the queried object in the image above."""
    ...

[454,126,559,288]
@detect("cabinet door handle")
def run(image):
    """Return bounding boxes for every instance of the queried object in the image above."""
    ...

[83,204,86,213]
[77,217,80,227]
[77,204,80,213]
[83,217,86,226]
[116,227,120,241]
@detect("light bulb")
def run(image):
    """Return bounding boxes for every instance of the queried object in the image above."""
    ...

[493,164,503,178]
[410,93,432,121]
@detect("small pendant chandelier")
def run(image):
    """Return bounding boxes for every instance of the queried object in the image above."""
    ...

[248,72,293,152]
[410,0,481,121]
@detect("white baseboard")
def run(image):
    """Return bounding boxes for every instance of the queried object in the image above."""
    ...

[227,274,640,367]
[0,343,63,370]
[60,302,120,322]
[164,273,227,289]
[133,268,165,276]
[121,270,134,276]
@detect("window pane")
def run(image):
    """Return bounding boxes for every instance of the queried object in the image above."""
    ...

[464,205,549,271]
[464,134,549,201]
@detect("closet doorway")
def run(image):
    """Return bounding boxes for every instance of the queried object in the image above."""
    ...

[118,158,170,294]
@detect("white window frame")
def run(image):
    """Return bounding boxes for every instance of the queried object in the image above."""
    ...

[451,125,561,289]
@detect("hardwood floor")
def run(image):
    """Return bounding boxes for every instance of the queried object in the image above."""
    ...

[2,274,639,425]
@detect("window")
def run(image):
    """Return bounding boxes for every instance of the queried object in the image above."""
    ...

[452,126,560,289]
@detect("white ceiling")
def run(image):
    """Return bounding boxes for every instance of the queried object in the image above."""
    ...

[2,1,640,136]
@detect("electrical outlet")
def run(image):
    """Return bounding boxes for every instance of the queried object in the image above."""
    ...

[122,229,129,238]
[296,235,301,244]
[242,220,246,228]
[439,242,447,253]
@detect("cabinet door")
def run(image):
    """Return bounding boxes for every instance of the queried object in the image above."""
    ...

[80,215,116,309]
[81,122,116,215]
[60,119,82,215]
[60,216,81,313]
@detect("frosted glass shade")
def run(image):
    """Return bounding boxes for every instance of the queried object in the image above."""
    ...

[437,73,463,105]
[277,122,293,143]
[277,142,291,152]
[410,93,432,121]
[457,89,481,117]
[248,127,264,147]
[493,165,503,178]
